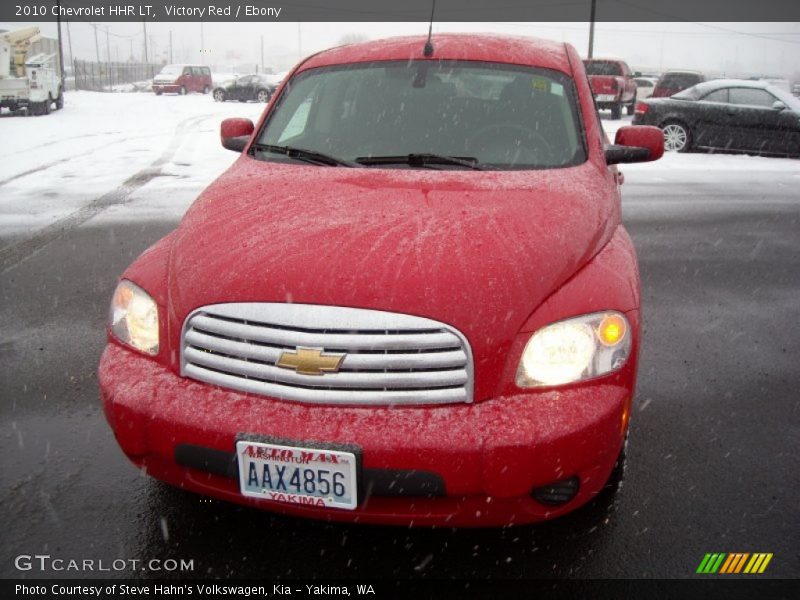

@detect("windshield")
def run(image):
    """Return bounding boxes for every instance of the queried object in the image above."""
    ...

[157,66,182,77]
[583,61,622,76]
[255,61,586,170]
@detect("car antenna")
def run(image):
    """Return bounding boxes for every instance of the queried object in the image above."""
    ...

[423,0,436,57]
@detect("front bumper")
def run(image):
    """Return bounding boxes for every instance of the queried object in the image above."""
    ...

[99,343,630,527]
[153,84,181,93]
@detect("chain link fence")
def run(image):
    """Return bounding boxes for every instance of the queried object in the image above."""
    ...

[73,59,162,92]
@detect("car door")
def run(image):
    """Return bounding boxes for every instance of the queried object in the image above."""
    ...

[180,67,193,91]
[243,76,259,100]
[234,76,253,101]
[727,87,793,153]
[192,67,204,91]
[692,88,732,149]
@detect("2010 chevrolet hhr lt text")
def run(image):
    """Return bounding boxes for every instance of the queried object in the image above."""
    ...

[99,34,663,526]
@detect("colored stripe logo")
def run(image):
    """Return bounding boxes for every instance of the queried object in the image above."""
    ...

[697,553,773,574]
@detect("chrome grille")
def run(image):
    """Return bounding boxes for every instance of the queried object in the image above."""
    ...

[180,303,473,405]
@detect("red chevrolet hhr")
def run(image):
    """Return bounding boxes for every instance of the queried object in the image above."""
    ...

[99,34,663,526]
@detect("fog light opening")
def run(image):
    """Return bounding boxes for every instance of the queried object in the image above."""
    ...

[531,476,580,506]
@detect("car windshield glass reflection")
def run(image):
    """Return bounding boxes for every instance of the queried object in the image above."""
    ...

[255,61,586,170]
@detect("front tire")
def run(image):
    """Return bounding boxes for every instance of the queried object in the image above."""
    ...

[610,102,622,120]
[179,86,187,96]
[256,88,271,103]
[55,90,64,110]
[661,120,692,152]
[213,89,226,102]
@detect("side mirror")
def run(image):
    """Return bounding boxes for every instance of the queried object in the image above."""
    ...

[772,100,786,111]
[221,118,254,152]
[605,125,664,164]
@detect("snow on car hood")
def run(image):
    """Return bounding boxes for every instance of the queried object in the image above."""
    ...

[168,157,619,392]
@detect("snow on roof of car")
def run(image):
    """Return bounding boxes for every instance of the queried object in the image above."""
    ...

[299,34,573,75]
[699,78,772,90]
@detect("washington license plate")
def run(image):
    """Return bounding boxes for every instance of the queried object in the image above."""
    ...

[236,440,357,510]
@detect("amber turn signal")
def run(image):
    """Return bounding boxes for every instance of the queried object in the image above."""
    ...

[598,314,627,346]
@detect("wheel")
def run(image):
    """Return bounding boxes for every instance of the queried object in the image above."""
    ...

[155,90,162,96]
[661,120,692,152]
[203,85,210,94]
[42,99,51,115]
[466,122,555,164]
[256,88,271,103]
[626,93,636,116]
[55,90,64,110]
[610,103,622,120]
[213,88,226,102]
[179,86,187,96]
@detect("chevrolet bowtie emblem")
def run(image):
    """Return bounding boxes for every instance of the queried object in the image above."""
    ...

[275,347,345,376]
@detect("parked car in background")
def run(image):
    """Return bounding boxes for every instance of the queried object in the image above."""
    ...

[583,58,637,119]
[99,33,664,527]
[793,83,800,97]
[651,70,705,98]
[213,74,277,103]
[633,79,800,156]
[634,77,658,100]
[153,64,212,95]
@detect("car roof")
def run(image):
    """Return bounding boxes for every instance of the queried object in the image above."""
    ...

[694,78,772,93]
[299,34,573,75]
[660,70,703,75]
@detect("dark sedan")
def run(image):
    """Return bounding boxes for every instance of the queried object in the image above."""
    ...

[633,79,800,156]
[213,75,277,103]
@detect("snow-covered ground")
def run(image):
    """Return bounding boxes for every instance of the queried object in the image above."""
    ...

[1,91,261,239]
[1,93,798,243]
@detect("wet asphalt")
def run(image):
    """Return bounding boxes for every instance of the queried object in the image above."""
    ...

[1,171,799,581]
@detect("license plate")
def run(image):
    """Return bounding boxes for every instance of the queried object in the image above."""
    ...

[596,94,615,102]
[236,440,358,510]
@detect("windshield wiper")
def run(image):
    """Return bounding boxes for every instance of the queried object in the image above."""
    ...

[250,143,359,167]
[355,153,486,170]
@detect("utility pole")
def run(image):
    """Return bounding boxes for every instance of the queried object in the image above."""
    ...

[169,30,173,63]
[105,26,112,89]
[65,19,74,64]
[55,0,65,88]
[200,22,205,65]
[143,21,148,63]
[588,0,596,58]
[94,24,100,63]
[260,35,264,73]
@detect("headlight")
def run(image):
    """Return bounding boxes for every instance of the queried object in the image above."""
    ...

[516,311,631,387]
[109,280,159,355]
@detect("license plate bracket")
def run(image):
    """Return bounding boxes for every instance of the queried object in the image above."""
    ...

[235,434,361,510]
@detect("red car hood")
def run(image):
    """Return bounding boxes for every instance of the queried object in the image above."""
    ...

[168,157,618,394]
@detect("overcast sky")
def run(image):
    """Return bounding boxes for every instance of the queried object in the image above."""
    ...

[4,21,799,79]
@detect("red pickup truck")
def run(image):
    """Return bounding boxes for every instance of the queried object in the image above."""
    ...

[583,59,637,119]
